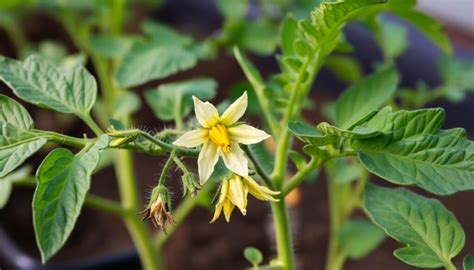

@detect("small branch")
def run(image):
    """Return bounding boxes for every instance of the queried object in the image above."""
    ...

[242,145,274,189]
[281,157,321,197]
[79,114,104,136]
[38,130,95,148]
[158,150,177,186]
[137,130,199,157]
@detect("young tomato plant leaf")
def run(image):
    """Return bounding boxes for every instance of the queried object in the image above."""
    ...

[333,157,365,184]
[325,55,363,84]
[353,107,474,195]
[89,34,134,59]
[334,65,399,129]
[364,184,465,268]
[0,95,47,177]
[33,135,109,263]
[144,78,217,121]
[337,219,386,259]
[116,42,197,88]
[375,20,408,60]
[464,255,474,270]
[0,55,97,118]
[288,121,380,147]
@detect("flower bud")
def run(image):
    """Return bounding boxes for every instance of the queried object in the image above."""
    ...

[181,172,201,198]
[140,184,174,232]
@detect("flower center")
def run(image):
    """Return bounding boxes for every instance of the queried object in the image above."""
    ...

[209,124,231,153]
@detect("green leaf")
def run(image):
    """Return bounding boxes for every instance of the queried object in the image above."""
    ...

[333,157,365,184]
[364,184,465,268]
[237,20,278,56]
[0,55,97,117]
[337,219,385,259]
[0,95,47,177]
[280,15,300,57]
[33,135,109,262]
[464,255,474,270]
[89,34,133,59]
[438,56,474,103]
[393,9,452,55]
[116,42,197,87]
[141,20,193,47]
[244,246,263,266]
[325,55,363,84]
[376,21,408,59]
[216,0,248,20]
[353,107,474,195]
[144,78,217,121]
[334,65,399,129]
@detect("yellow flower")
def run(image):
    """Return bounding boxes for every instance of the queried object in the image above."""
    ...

[210,174,280,223]
[173,92,270,184]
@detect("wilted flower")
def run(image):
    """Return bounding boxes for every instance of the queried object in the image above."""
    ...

[173,92,270,184]
[140,185,174,232]
[211,174,280,223]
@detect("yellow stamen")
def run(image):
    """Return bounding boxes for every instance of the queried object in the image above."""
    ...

[209,124,231,153]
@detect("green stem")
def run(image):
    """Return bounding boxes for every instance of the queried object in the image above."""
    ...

[114,150,162,270]
[158,150,176,185]
[281,157,320,197]
[37,130,93,148]
[444,260,457,270]
[155,181,215,248]
[138,130,199,157]
[271,200,295,270]
[1,15,29,57]
[325,164,344,270]
[174,93,184,130]
[79,114,103,136]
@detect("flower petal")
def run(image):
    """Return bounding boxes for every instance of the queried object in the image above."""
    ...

[228,124,271,145]
[227,175,248,215]
[221,142,248,177]
[198,142,219,184]
[220,91,248,125]
[193,96,219,128]
[210,202,224,223]
[173,129,207,147]
[222,199,235,222]
[244,176,279,202]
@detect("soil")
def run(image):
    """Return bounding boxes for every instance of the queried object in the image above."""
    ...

[1,3,474,270]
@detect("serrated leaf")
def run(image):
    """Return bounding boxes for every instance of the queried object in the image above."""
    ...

[280,15,300,57]
[464,255,474,270]
[353,107,474,195]
[116,42,197,87]
[144,78,217,121]
[337,219,385,259]
[334,65,399,129]
[0,95,47,177]
[0,55,97,117]
[33,135,109,262]
[364,184,464,268]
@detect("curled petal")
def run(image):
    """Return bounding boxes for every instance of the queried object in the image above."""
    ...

[173,129,207,148]
[193,96,219,128]
[198,142,219,184]
[220,91,248,125]
[228,124,271,145]
[221,142,248,177]
[222,199,235,222]
[243,177,279,202]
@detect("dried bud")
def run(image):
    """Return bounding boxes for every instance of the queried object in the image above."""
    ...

[140,185,174,232]
[181,172,201,198]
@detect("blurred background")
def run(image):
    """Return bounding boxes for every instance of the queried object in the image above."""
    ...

[0,0,473,269]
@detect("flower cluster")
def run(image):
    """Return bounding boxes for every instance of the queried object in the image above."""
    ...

[174,92,279,222]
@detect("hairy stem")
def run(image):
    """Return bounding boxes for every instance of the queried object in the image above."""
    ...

[271,200,295,269]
